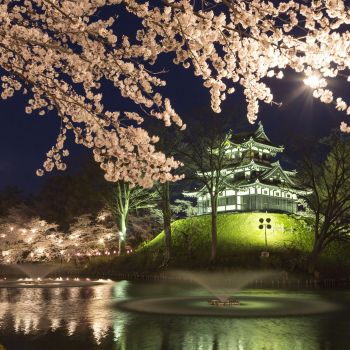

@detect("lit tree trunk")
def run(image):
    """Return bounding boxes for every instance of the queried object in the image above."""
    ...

[105,180,158,256]
[162,181,172,263]
[210,194,218,263]
[117,213,127,255]
[308,236,323,274]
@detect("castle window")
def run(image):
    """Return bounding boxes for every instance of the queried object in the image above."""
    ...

[226,196,237,205]
[218,198,226,206]
[235,172,245,180]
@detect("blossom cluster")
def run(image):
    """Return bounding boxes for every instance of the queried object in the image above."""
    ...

[129,0,350,124]
[0,207,119,264]
[1,1,350,186]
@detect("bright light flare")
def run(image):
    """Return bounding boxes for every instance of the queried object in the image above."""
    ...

[303,75,321,89]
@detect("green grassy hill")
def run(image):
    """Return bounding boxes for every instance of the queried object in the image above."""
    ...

[136,213,313,269]
[145,212,311,252]
[87,213,350,276]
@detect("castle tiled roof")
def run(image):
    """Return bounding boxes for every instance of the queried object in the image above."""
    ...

[231,122,283,149]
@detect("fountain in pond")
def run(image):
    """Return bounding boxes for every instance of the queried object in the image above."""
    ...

[116,270,339,316]
[208,298,240,306]
[0,263,112,288]
[167,270,277,307]
[14,263,60,279]
[176,270,275,307]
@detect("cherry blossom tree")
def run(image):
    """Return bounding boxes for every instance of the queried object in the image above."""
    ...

[2,0,350,187]
[0,205,64,263]
[0,206,119,264]
[63,211,119,260]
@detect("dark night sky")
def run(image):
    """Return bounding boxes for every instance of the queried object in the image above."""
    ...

[0,44,346,193]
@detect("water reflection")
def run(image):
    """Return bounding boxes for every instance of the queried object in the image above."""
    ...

[0,283,118,345]
[0,281,349,349]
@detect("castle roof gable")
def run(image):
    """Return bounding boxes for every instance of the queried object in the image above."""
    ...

[230,123,283,152]
[254,121,270,143]
[261,162,295,185]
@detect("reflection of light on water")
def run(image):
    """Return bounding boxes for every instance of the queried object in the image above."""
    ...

[14,315,38,335]
[51,318,60,331]
[11,288,42,334]
[113,310,130,345]
[126,315,319,350]
[0,281,117,344]
[87,284,114,344]
[51,287,61,299]
[183,326,213,350]
[0,297,8,327]
[93,283,111,300]
[13,314,40,335]
[68,286,80,300]
[23,316,37,334]
[0,280,338,349]
[111,281,131,347]
[113,280,129,299]
[67,321,78,336]
[113,319,123,344]
[67,320,77,336]
[91,320,110,345]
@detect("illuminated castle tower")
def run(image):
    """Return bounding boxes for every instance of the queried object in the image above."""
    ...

[191,122,304,215]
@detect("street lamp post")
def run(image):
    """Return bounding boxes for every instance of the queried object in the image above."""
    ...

[259,217,272,258]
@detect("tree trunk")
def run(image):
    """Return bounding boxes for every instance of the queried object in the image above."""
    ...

[117,214,127,255]
[308,239,322,274]
[162,181,172,264]
[210,195,218,263]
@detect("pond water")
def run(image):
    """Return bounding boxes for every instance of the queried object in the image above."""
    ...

[0,279,350,349]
